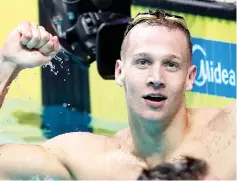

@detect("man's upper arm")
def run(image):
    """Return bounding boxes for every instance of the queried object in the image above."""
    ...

[169,101,236,179]
[208,101,236,133]
[198,101,236,179]
[206,101,236,179]
[0,144,72,180]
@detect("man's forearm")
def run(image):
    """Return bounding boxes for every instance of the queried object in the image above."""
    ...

[0,49,21,108]
[0,144,72,180]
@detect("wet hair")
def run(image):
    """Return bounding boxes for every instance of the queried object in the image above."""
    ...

[120,9,192,62]
[137,156,209,180]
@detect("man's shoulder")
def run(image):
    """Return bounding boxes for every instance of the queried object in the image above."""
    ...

[43,131,105,143]
[113,128,135,151]
[187,101,236,126]
[115,128,130,137]
[42,131,121,152]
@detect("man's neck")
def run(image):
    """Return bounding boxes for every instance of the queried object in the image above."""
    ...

[128,103,189,168]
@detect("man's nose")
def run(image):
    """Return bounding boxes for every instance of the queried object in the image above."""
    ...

[147,66,165,89]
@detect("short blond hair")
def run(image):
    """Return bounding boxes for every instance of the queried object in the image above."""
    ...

[120,10,192,62]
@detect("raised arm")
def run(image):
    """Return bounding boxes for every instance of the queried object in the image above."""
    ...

[0,20,71,179]
[0,52,20,107]
[0,21,60,108]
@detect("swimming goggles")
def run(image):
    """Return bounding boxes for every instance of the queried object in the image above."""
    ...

[125,9,188,35]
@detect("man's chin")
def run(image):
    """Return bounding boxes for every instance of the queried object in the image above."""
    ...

[139,110,167,122]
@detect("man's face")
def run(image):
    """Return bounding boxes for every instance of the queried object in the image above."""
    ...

[115,25,196,121]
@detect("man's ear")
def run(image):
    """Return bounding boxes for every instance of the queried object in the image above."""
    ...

[186,65,197,91]
[115,59,124,87]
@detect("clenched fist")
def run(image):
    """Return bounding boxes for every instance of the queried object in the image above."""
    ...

[1,21,61,69]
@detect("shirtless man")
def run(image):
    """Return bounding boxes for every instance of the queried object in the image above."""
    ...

[0,9,235,180]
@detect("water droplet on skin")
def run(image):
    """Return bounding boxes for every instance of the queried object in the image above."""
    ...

[215,139,219,145]
[135,103,141,108]
[172,89,178,93]
[201,140,207,143]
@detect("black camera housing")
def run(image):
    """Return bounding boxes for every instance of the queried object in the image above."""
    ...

[40,0,132,79]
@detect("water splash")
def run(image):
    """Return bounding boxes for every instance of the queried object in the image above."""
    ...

[42,61,59,75]
[13,50,70,100]
[13,77,32,100]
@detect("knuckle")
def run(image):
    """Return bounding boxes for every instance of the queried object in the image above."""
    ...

[47,42,54,49]
[31,22,38,26]
[24,33,32,40]
[20,20,30,26]
[32,35,40,42]
[49,34,53,40]
[39,26,45,31]
[42,33,50,42]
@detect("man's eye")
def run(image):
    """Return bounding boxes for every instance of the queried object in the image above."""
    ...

[136,59,150,68]
[164,61,179,71]
[167,62,178,67]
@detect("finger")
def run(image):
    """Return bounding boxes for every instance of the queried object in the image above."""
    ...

[26,22,41,49]
[17,21,32,46]
[39,25,45,31]
[34,26,50,49]
[52,36,61,52]
[39,34,54,55]
[44,36,61,57]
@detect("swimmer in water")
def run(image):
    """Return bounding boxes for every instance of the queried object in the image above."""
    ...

[0,9,235,180]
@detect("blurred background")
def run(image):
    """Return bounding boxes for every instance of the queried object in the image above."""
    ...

[0,0,236,144]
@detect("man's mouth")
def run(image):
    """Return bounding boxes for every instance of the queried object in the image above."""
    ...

[143,93,167,101]
[142,93,167,108]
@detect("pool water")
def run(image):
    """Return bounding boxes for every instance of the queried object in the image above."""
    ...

[0,98,128,144]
